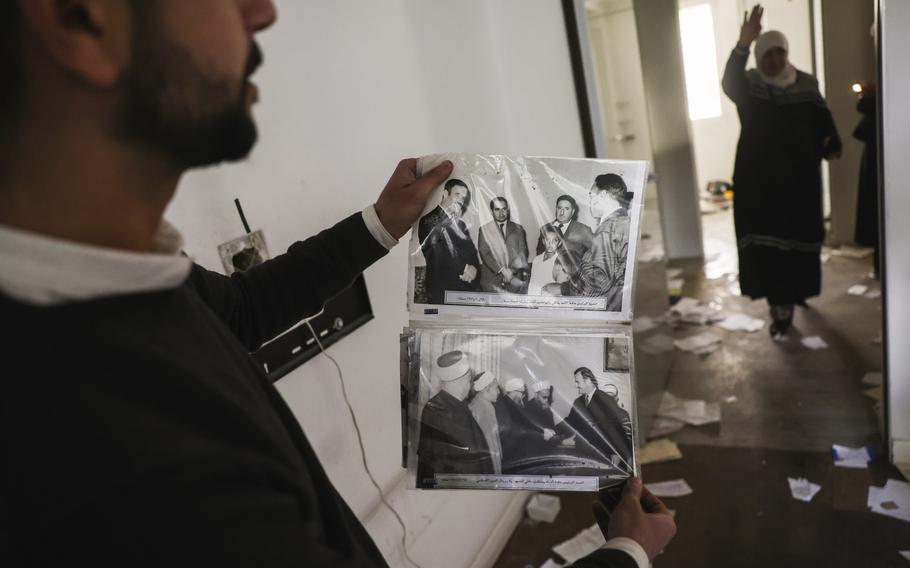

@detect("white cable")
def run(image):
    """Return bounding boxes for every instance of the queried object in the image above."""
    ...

[304,320,423,568]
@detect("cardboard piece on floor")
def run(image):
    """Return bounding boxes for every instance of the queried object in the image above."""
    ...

[658,392,721,426]
[862,372,883,386]
[863,387,883,401]
[832,444,872,469]
[552,524,605,564]
[674,333,722,355]
[830,246,874,259]
[788,477,822,502]
[801,336,829,350]
[716,313,765,332]
[647,479,693,498]
[848,284,869,296]
[639,438,683,465]
[868,479,910,523]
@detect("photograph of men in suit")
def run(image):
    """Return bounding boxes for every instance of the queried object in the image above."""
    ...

[467,373,504,474]
[416,350,493,488]
[536,195,594,276]
[559,367,634,472]
[562,175,634,311]
[477,197,530,293]
[417,179,481,304]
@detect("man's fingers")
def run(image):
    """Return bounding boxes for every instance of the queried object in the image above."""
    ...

[640,486,672,516]
[413,160,454,194]
[618,476,643,507]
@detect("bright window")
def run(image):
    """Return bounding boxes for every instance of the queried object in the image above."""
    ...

[679,3,722,121]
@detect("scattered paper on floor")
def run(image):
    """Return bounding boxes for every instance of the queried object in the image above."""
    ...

[868,479,910,523]
[717,313,765,332]
[865,289,881,299]
[832,444,872,469]
[899,551,910,562]
[848,284,869,296]
[862,372,883,386]
[723,395,738,404]
[552,524,605,564]
[674,333,722,355]
[632,316,659,334]
[639,438,683,465]
[667,268,684,279]
[788,477,822,502]
[801,336,829,350]
[647,479,693,498]
[539,559,562,568]
[648,416,687,439]
[667,278,685,295]
[668,297,724,326]
[657,392,721,426]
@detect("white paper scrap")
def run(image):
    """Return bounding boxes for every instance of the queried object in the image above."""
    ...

[830,246,874,259]
[865,290,881,299]
[539,559,563,568]
[862,372,883,386]
[833,444,872,469]
[648,416,687,439]
[667,278,685,294]
[723,395,738,403]
[647,479,693,498]
[674,333,722,354]
[788,477,822,502]
[657,392,721,426]
[899,551,910,562]
[717,313,765,332]
[667,268,684,279]
[632,316,659,334]
[848,284,869,296]
[801,336,829,350]
[867,479,910,523]
[552,524,605,564]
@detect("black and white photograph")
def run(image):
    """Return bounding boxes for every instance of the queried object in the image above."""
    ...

[406,329,637,491]
[408,154,647,322]
[217,229,270,275]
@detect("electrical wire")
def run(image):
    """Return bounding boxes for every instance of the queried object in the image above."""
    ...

[304,319,423,568]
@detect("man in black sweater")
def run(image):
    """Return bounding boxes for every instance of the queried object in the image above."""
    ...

[0,1,674,566]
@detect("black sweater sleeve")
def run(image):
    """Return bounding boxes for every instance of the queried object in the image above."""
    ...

[722,45,751,105]
[187,212,388,351]
[571,548,640,568]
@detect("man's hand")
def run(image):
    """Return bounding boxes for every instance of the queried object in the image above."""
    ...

[543,428,556,441]
[739,5,763,48]
[500,268,514,283]
[374,159,454,239]
[592,477,677,561]
[460,264,478,283]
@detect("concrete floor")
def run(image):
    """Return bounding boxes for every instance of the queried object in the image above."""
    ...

[494,208,909,567]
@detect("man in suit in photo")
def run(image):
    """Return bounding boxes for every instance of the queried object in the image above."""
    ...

[477,197,530,293]
[560,367,634,473]
[417,179,481,304]
[536,194,594,277]
[416,350,493,487]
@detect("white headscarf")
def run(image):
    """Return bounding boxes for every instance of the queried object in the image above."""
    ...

[754,31,797,89]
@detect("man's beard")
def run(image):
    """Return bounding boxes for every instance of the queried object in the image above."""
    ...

[118,16,262,169]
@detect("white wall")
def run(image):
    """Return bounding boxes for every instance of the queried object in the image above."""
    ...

[881,0,910,465]
[164,1,584,566]
[686,0,814,196]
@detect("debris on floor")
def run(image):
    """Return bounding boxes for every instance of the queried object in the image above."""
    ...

[674,332,722,355]
[723,395,738,404]
[646,479,694,498]
[657,392,721,426]
[848,284,869,296]
[648,416,687,439]
[788,477,822,502]
[829,246,875,259]
[863,387,883,401]
[716,313,765,332]
[832,444,873,469]
[526,494,561,523]
[640,333,675,355]
[865,289,881,299]
[862,372,883,386]
[638,438,683,465]
[539,559,562,568]
[667,297,724,326]
[667,268,684,279]
[551,524,605,564]
[899,551,910,563]
[667,277,685,296]
[631,315,660,334]
[868,479,910,523]
[801,336,829,350]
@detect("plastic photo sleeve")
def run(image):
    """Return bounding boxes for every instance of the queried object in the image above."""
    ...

[407,154,647,322]
[405,328,638,491]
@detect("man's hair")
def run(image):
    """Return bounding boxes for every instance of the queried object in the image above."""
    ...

[555,195,579,221]
[0,1,22,135]
[443,178,471,212]
[574,366,596,384]
[592,174,633,207]
[489,196,508,211]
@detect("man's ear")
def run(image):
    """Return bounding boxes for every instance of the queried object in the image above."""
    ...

[17,0,130,88]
